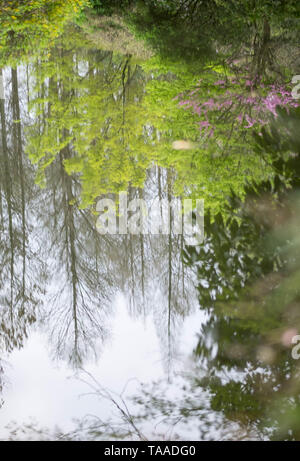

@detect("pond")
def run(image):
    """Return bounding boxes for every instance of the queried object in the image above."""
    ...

[0,0,300,441]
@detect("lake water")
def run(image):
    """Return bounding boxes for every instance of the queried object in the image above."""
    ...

[0,20,300,441]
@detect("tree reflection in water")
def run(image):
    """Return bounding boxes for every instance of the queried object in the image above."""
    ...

[1,0,300,440]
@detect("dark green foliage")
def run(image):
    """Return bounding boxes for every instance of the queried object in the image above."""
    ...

[89,0,133,15]
[89,0,300,66]
[184,107,300,439]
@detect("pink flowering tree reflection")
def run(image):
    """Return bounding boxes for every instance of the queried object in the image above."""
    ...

[176,70,299,156]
